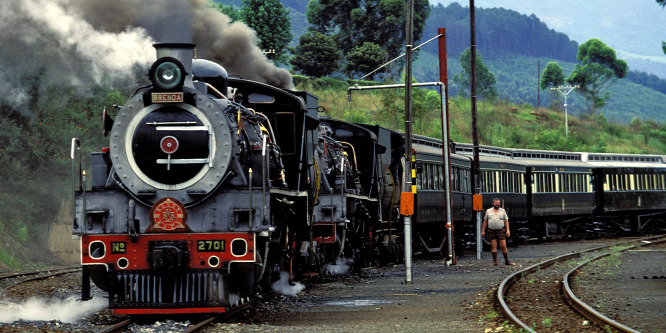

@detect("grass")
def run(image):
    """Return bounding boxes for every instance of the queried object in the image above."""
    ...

[0,248,22,269]
[294,77,666,154]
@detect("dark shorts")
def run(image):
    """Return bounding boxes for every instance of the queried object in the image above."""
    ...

[487,228,507,241]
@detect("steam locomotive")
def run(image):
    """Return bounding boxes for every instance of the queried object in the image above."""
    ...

[72,43,393,314]
[71,43,666,315]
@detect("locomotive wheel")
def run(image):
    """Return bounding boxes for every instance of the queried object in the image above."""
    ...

[89,265,110,292]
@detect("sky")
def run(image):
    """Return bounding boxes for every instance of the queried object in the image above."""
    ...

[433,0,666,76]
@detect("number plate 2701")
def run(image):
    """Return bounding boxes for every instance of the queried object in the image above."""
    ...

[197,240,226,252]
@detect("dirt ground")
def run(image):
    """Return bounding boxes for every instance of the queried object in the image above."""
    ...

[2,237,660,332]
[208,238,629,332]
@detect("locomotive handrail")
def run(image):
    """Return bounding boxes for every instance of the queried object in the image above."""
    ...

[71,138,81,191]
[71,138,81,229]
[203,82,228,99]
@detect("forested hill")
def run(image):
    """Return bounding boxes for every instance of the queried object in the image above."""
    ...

[421,3,578,62]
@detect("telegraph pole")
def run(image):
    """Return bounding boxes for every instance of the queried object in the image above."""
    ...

[403,0,415,284]
[537,60,541,109]
[550,85,578,138]
[469,0,483,260]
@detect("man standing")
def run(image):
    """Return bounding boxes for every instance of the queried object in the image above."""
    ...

[481,198,515,266]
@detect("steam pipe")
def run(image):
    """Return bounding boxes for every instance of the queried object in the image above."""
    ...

[257,231,271,283]
[262,134,267,225]
[249,168,253,230]
[71,138,81,229]
[82,170,87,232]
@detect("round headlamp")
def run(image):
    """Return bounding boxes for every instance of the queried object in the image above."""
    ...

[149,57,185,90]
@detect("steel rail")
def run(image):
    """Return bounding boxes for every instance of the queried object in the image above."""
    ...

[497,236,666,332]
[562,238,666,333]
[97,318,133,333]
[0,267,82,298]
[0,266,80,280]
[181,290,281,333]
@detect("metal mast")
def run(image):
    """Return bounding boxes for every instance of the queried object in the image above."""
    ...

[469,0,483,260]
[551,85,579,138]
[403,0,415,284]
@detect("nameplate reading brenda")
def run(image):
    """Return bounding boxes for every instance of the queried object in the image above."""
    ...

[152,92,184,103]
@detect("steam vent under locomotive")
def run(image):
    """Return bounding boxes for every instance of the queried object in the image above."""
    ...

[71,43,334,314]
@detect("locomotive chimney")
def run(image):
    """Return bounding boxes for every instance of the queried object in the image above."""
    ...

[153,43,195,88]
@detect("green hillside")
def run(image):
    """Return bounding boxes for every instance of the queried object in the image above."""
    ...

[294,76,666,155]
[413,51,666,125]
[281,1,666,125]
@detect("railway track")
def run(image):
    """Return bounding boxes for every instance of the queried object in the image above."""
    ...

[0,266,82,298]
[95,291,281,333]
[497,236,666,332]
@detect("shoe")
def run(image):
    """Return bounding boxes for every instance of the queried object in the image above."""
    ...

[492,261,498,266]
[505,261,515,266]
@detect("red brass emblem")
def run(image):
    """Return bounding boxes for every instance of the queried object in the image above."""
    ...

[146,198,189,232]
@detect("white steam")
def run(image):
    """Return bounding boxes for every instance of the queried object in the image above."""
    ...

[19,0,155,82]
[0,296,107,323]
[323,257,353,275]
[272,272,306,296]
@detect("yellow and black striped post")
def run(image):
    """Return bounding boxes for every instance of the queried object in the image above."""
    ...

[411,154,417,194]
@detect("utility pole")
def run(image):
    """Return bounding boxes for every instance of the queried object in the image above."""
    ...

[469,0,482,260]
[550,85,578,138]
[537,60,540,110]
[403,0,415,284]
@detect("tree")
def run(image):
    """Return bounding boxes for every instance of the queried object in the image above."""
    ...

[453,47,498,100]
[306,0,430,74]
[539,62,565,90]
[290,31,341,77]
[211,1,241,22]
[540,62,565,110]
[343,42,387,79]
[240,0,292,65]
[567,38,628,115]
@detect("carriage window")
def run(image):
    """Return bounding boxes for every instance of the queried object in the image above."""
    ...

[484,171,496,193]
[430,164,435,190]
[482,171,490,193]
[610,174,617,191]
[422,164,428,189]
[464,169,471,193]
[501,172,508,193]
[543,174,555,192]
[648,174,655,190]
